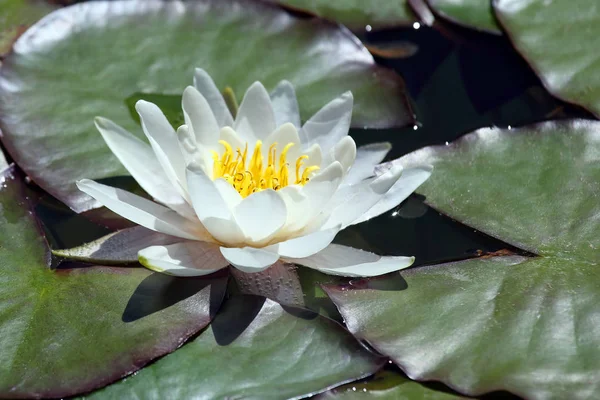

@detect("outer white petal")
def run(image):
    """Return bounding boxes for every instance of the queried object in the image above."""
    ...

[76,179,203,240]
[220,246,280,273]
[234,81,276,142]
[135,100,187,190]
[94,117,186,211]
[352,165,433,225]
[300,91,353,154]
[138,241,229,277]
[270,80,301,129]
[286,244,414,277]
[321,164,403,230]
[193,68,234,128]
[186,166,245,244]
[177,125,197,165]
[276,225,341,258]
[344,142,392,185]
[332,135,357,173]
[233,189,287,243]
[182,86,220,147]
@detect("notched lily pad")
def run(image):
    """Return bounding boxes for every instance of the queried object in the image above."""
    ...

[0,0,412,214]
[326,120,600,399]
[82,296,385,400]
[0,167,228,398]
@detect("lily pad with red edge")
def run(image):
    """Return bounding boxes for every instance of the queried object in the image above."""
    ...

[0,165,228,398]
[81,296,385,400]
[325,120,600,399]
[494,0,600,117]
[427,0,502,34]
[0,0,413,214]
[265,0,417,32]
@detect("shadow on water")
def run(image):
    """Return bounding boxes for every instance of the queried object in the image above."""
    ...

[122,270,228,322]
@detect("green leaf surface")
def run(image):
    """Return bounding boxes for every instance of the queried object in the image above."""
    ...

[319,369,469,399]
[427,0,501,34]
[0,0,412,213]
[327,120,600,399]
[0,0,57,54]
[494,0,600,117]
[82,296,385,400]
[266,0,416,31]
[0,166,228,398]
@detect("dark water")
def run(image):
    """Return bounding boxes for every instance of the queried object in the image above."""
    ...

[11,15,592,400]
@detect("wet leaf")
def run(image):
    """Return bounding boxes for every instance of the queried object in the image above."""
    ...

[327,120,600,399]
[0,166,228,398]
[82,296,385,400]
[0,0,412,213]
[494,0,600,117]
[265,0,417,32]
[427,0,501,34]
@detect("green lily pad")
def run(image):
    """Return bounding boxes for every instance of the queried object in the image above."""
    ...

[0,0,58,55]
[427,0,501,34]
[82,296,385,400]
[0,166,228,398]
[326,120,600,399]
[319,369,469,399]
[494,0,600,117]
[266,0,417,31]
[0,0,412,213]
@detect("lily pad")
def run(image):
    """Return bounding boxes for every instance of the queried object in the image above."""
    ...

[494,0,600,117]
[266,0,417,31]
[82,296,385,400]
[0,166,228,398]
[427,0,501,34]
[0,0,412,214]
[326,120,600,399]
[0,0,57,55]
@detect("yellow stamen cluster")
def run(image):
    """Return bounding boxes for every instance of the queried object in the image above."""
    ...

[211,140,319,197]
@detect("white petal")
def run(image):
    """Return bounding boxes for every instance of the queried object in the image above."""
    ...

[321,164,403,230]
[352,165,433,225]
[219,126,245,150]
[177,125,197,165]
[287,161,344,231]
[182,86,220,147]
[220,246,280,273]
[276,225,341,258]
[263,122,302,161]
[345,142,392,185]
[270,80,301,129]
[193,68,234,128]
[300,91,353,153]
[234,82,276,142]
[214,178,243,210]
[76,179,202,240]
[233,189,287,243]
[186,166,245,244]
[135,100,187,189]
[287,244,414,277]
[94,117,186,210]
[332,135,357,173]
[304,143,322,169]
[139,241,229,277]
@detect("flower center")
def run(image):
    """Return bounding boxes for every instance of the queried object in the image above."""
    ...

[211,140,319,197]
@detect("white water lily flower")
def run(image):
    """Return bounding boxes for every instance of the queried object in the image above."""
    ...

[77,69,432,277]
